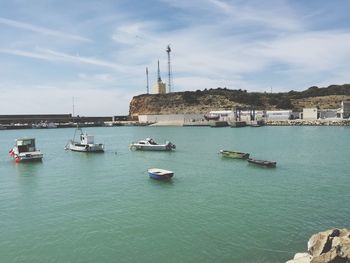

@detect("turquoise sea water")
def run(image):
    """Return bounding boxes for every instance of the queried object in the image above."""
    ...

[0,126,349,263]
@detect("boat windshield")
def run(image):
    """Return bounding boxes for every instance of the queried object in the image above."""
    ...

[16,139,36,153]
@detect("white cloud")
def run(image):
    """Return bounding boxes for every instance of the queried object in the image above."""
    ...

[0,48,128,71]
[0,17,91,42]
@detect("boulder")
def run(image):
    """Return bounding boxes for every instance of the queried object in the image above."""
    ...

[308,230,334,256]
[286,228,350,263]
[286,253,312,263]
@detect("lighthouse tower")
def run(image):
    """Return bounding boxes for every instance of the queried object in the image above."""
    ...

[153,60,166,94]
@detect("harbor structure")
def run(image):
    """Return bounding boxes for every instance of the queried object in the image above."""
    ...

[341,101,350,118]
[138,114,204,125]
[153,60,166,94]
[266,110,292,120]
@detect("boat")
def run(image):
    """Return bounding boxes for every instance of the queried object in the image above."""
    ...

[65,127,104,152]
[219,150,250,159]
[204,113,220,121]
[148,168,174,180]
[247,158,276,168]
[32,121,57,128]
[129,138,176,151]
[9,138,43,163]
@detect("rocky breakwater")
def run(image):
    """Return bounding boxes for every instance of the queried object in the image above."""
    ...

[267,120,350,126]
[286,228,350,263]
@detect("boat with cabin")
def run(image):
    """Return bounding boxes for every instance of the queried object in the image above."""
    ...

[129,138,176,151]
[247,158,276,168]
[219,150,250,159]
[65,127,104,152]
[148,168,174,180]
[204,113,220,121]
[9,138,43,162]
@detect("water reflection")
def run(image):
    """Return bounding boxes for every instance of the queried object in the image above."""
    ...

[14,161,43,177]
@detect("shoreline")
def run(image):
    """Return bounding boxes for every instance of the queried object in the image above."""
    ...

[1,119,350,130]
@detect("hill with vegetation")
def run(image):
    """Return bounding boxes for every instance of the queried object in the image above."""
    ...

[129,84,350,116]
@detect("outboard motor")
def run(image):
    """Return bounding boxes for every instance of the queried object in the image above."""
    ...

[166,141,176,150]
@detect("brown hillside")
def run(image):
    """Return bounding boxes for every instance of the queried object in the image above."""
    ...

[129,85,350,116]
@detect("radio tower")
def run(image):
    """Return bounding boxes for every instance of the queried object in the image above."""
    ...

[166,45,173,93]
[146,67,149,94]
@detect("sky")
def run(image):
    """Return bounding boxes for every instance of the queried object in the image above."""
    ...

[0,0,350,116]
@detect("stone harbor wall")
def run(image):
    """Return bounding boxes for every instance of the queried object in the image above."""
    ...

[267,120,350,126]
[286,228,350,263]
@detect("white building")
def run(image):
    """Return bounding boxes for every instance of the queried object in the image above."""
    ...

[266,110,292,120]
[302,108,318,120]
[138,114,204,124]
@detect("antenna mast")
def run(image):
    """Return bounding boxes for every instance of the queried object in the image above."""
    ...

[157,59,162,83]
[146,67,149,94]
[166,45,173,93]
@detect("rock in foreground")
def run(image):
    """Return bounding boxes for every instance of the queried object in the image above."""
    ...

[286,228,350,263]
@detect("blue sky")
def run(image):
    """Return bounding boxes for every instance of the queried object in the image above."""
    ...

[0,0,350,115]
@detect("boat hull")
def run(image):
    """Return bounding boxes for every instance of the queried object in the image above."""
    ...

[14,152,43,162]
[247,158,276,168]
[130,144,175,151]
[220,150,250,159]
[148,168,174,180]
[68,143,104,152]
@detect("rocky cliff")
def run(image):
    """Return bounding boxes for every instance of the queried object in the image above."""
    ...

[129,85,350,116]
[286,228,350,263]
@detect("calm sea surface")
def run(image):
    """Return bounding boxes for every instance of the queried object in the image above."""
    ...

[0,126,349,263]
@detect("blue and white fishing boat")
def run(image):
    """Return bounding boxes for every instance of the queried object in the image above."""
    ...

[148,168,174,180]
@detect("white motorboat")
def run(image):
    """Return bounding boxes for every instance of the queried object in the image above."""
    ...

[65,127,104,152]
[148,168,174,180]
[129,138,176,151]
[9,138,43,163]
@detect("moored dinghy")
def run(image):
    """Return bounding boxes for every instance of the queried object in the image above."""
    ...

[9,138,43,163]
[219,150,250,159]
[148,168,174,180]
[65,127,104,152]
[247,158,276,168]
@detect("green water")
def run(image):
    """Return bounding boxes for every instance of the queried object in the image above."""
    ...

[0,126,349,263]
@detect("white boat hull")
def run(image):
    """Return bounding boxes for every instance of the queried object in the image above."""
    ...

[148,168,174,180]
[130,144,173,151]
[12,151,43,162]
[67,142,104,152]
